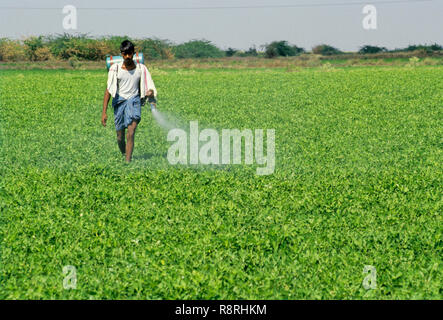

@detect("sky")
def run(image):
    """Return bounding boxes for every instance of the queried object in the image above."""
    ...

[0,0,442,51]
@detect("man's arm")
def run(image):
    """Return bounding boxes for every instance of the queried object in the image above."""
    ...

[143,65,157,97]
[102,88,111,127]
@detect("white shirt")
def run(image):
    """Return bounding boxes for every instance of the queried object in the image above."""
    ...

[107,62,157,100]
[117,66,141,99]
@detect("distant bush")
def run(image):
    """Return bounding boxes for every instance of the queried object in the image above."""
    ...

[312,44,342,56]
[359,45,387,54]
[44,33,114,60]
[429,43,443,51]
[225,48,237,57]
[232,46,261,57]
[173,40,225,58]
[45,33,77,59]
[46,33,87,60]
[245,46,259,56]
[34,47,54,61]
[134,38,174,60]
[404,44,442,52]
[0,39,26,61]
[101,36,130,53]
[24,36,45,61]
[265,41,304,58]
[0,34,441,62]
[391,43,442,53]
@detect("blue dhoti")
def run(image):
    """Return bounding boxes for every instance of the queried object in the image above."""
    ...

[112,94,141,131]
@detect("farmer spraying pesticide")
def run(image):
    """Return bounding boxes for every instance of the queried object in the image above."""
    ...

[101,40,157,162]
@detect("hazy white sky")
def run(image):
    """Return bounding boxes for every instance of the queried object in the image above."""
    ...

[0,0,442,51]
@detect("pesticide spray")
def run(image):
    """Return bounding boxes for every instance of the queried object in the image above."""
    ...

[151,105,172,130]
[150,104,185,131]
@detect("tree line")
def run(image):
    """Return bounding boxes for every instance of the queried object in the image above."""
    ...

[0,33,441,62]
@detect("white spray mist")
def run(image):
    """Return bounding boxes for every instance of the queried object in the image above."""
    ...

[150,104,185,131]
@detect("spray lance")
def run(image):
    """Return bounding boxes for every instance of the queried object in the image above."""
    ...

[105,52,157,111]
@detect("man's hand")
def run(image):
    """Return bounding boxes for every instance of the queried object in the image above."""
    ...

[101,113,108,127]
[102,88,111,126]
[146,89,154,98]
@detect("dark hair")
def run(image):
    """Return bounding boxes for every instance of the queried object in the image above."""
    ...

[120,40,135,54]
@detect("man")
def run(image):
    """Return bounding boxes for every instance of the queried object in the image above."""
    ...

[101,40,157,162]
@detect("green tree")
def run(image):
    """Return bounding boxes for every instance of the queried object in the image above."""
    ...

[265,41,304,58]
[358,45,387,54]
[135,38,174,59]
[245,46,258,56]
[173,40,225,59]
[312,44,342,56]
[225,47,237,57]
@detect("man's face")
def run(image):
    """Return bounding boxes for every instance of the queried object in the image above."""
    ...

[121,51,134,63]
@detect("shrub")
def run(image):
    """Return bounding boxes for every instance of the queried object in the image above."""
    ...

[0,39,26,61]
[173,39,225,59]
[265,45,278,58]
[92,40,115,60]
[245,46,258,56]
[24,36,45,61]
[45,33,77,59]
[359,45,387,54]
[265,41,304,58]
[391,43,443,53]
[34,47,53,61]
[312,44,342,56]
[429,43,443,51]
[225,48,237,57]
[45,33,109,60]
[101,36,131,55]
[135,38,174,60]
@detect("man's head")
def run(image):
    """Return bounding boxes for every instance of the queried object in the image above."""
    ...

[120,40,135,63]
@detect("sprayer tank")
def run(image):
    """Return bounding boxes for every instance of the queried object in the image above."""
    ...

[106,52,144,70]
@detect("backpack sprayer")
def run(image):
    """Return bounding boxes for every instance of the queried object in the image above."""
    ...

[105,52,144,70]
[105,52,156,110]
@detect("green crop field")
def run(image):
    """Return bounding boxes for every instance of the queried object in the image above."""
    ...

[0,66,442,299]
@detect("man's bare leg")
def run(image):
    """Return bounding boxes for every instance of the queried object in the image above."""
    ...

[125,121,138,162]
[116,129,126,155]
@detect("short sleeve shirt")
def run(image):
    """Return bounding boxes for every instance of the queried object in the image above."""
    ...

[115,66,141,100]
